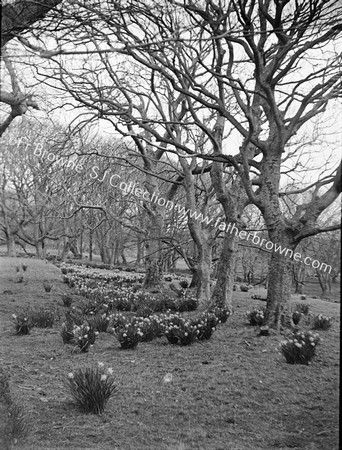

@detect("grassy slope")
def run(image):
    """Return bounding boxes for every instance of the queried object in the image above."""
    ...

[0,257,339,450]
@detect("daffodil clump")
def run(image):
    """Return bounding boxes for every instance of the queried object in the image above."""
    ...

[209,306,231,324]
[65,362,118,414]
[246,308,266,326]
[12,312,32,335]
[295,303,310,315]
[61,293,73,307]
[73,323,98,352]
[292,310,302,325]
[312,314,332,330]
[130,315,165,342]
[164,313,198,346]
[89,313,111,333]
[280,330,320,365]
[192,312,219,340]
[114,322,144,349]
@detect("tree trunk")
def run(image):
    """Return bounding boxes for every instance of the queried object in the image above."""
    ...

[143,212,164,289]
[190,268,200,288]
[265,229,296,330]
[35,241,46,259]
[316,270,331,298]
[196,240,212,308]
[136,237,144,265]
[89,230,93,261]
[293,263,305,294]
[6,234,17,256]
[210,230,238,310]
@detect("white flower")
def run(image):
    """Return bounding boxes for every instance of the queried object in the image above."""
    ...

[12,314,17,319]
[68,372,74,379]
[107,368,114,375]
[100,374,107,381]
[295,343,302,348]
[98,362,104,368]
[163,373,173,383]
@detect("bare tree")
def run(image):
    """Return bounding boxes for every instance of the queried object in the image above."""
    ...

[10,0,342,324]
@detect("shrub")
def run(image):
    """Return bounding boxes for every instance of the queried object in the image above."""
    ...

[30,308,55,328]
[246,308,265,326]
[12,313,32,335]
[280,330,320,365]
[312,314,332,330]
[65,362,118,414]
[115,323,143,349]
[292,311,302,326]
[295,303,310,315]
[61,267,68,275]
[61,294,73,307]
[73,323,98,352]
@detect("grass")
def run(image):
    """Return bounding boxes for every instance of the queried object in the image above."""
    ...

[0,256,340,450]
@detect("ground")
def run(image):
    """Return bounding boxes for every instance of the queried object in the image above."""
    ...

[0,256,340,450]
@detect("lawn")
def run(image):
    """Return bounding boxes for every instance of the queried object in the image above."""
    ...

[0,256,339,450]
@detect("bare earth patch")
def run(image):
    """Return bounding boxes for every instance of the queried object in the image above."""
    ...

[0,257,339,450]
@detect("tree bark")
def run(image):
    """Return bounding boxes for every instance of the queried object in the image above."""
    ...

[265,229,296,330]
[6,234,17,257]
[143,212,164,288]
[210,230,238,310]
[196,238,212,308]
[35,240,46,259]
